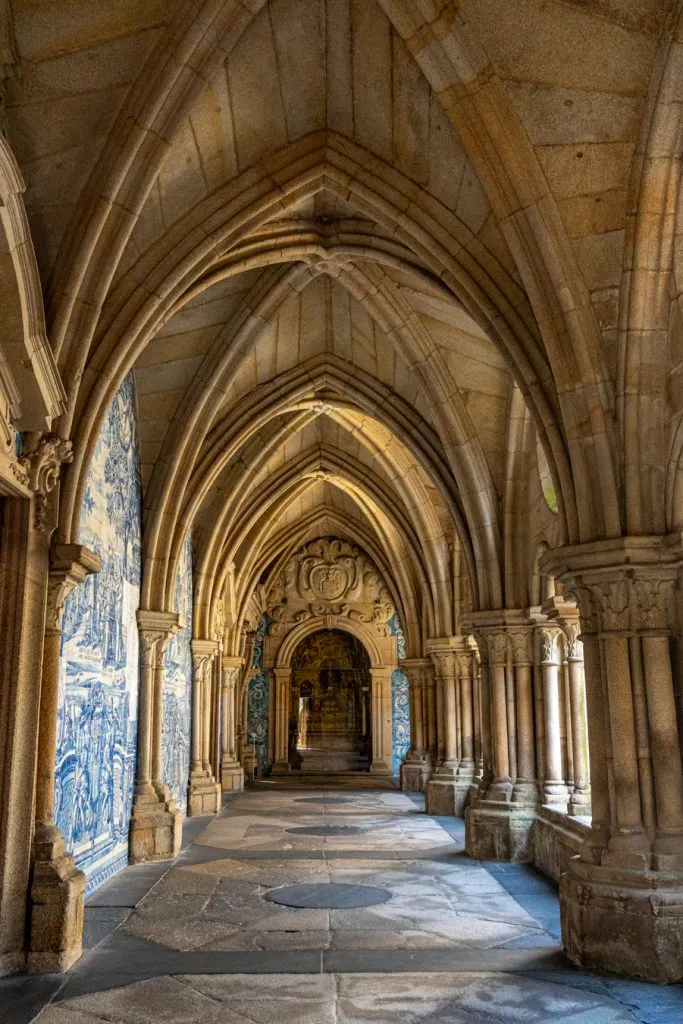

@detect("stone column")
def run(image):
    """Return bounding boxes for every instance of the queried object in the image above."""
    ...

[400,659,431,792]
[129,610,183,863]
[220,655,245,792]
[509,628,538,806]
[28,544,99,974]
[537,626,570,809]
[541,539,683,983]
[272,667,292,774]
[424,659,437,763]
[369,667,393,775]
[465,621,535,862]
[457,649,475,779]
[187,640,221,815]
[425,639,473,815]
[562,621,591,816]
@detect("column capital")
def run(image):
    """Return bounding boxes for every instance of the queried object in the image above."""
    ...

[222,655,244,672]
[191,638,219,674]
[507,627,534,666]
[47,543,100,632]
[540,537,679,635]
[137,610,181,664]
[536,624,564,665]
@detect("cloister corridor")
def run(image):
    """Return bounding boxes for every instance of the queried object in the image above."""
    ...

[3,782,681,1024]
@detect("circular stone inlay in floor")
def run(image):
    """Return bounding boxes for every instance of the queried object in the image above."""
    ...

[285,825,365,836]
[295,797,350,805]
[265,883,391,909]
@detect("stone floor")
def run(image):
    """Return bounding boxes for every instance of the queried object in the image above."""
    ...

[3,782,683,1023]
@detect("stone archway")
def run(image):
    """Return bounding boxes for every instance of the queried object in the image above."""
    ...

[288,629,372,774]
[270,615,395,777]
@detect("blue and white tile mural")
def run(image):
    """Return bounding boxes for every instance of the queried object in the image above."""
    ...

[55,374,142,893]
[162,533,193,813]
[247,613,274,777]
[389,614,410,776]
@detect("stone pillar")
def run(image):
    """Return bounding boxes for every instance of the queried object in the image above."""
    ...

[562,620,591,816]
[424,659,437,763]
[508,628,538,806]
[465,621,535,862]
[542,539,683,983]
[537,625,570,809]
[28,544,99,974]
[400,659,431,792]
[187,640,221,815]
[425,639,473,815]
[220,655,245,792]
[369,667,393,775]
[129,610,183,863]
[272,667,292,774]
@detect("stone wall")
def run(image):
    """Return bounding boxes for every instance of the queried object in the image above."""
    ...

[162,533,193,813]
[533,808,591,884]
[55,374,141,893]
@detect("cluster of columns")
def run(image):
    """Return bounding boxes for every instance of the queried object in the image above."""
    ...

[400,614,591,857]
[187,640,223,815]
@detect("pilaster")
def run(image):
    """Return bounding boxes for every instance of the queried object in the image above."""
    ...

[28,544,99,973]
[187,640,221,815]
[129,610,183,863]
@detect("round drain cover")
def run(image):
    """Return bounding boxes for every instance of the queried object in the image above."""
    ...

[265,882,391,909]
[286,825,365,836]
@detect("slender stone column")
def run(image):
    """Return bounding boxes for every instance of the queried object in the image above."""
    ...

[272,667,292,774]
[369,667,393,775]
[485,631,512,800]
[424,660,437,762]
[562,621,591,816]
[400,659,431,792]
[465,621,535,863]
[541,539,683,983]
[188,640,221,815]
[538,626,570,809]
[457,650,475,776]
[28,544,99,974]
[509,628,538,805]
[130,610,183,863]
[425,639,473,816]
[220,655,245,792]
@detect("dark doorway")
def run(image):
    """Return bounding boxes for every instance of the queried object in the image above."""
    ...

[288,630,371,772]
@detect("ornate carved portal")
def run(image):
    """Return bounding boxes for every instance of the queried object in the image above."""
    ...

[288,629,372,773]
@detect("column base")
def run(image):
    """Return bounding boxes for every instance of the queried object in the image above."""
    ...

[28,823,86,973]
[221,761,245,792]
[401,756,431,793]
[129,792,183,863]
[187,772,221,816]
[465,801,536,862]
[271,760,291,776]
[425,775,473,816]
[370,759,393,776]
[561,858,683,982]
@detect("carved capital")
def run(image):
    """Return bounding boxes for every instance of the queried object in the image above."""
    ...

[47,544,100,632]
[191,638,219,677]
[485,630,508,665]
[399,658,431,689]
[455,651,473,678]
[508,628,533,666]
[138,610,181,666]
[537,626,563,665]
[20,435,73,532]
[632,576,673,632]
[562,620,584,661]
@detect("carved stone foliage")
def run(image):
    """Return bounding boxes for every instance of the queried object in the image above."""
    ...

[268,538,396,638]
[508,629,533,666]
[538,626,563,664]
[14,434,73,531]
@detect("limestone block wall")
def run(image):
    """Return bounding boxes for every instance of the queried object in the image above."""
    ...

[55,374,141,893]
[162,533,193,812]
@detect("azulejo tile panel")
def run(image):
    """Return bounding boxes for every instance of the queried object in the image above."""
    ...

[247,614,274,777]
[389,614,411,776]
[56,373,142,893]
[162,532,193,813]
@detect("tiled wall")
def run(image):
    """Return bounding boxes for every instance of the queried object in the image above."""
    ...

[55,374,142,893]
[162,533,193,813]
[389,614,410,776]
[247,614,273,777]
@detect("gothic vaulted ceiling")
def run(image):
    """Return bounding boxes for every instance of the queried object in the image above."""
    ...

[4,0,675,652]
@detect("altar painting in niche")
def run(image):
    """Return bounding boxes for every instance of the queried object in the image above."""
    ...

[162,532,193,813]
[247,613,273,777]
[55,373,141,893]
[289,630,372,772]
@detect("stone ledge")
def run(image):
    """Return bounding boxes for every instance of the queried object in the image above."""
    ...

[534,806,591,884]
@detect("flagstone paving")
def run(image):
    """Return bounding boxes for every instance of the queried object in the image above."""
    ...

[3,784,682,1023]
